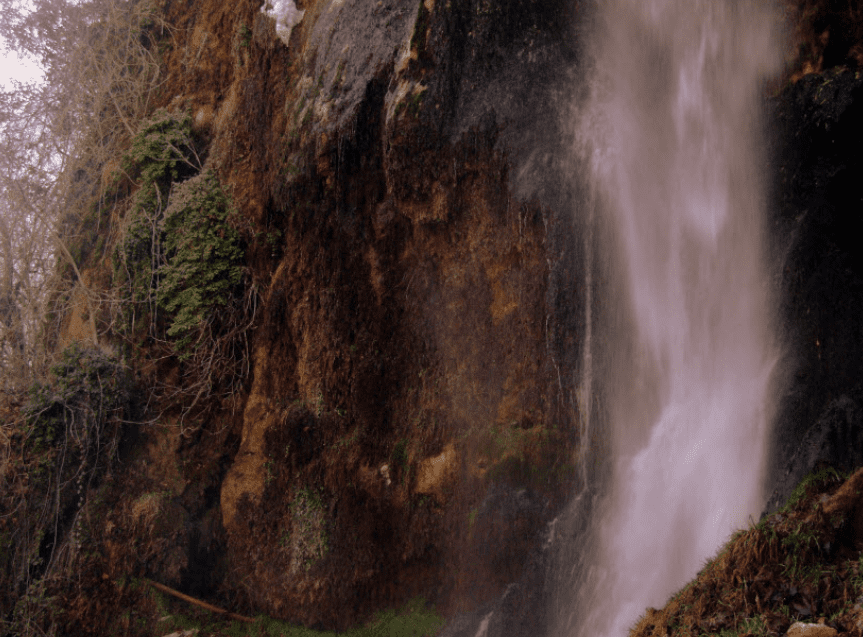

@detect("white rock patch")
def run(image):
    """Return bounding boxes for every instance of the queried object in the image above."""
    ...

[261,0,305,47]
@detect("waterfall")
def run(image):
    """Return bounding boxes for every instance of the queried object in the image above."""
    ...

[566,1,782,635]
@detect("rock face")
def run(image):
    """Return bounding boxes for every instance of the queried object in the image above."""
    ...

[764,66,863,514]
[764,393,863,516]
[88,0,585,628]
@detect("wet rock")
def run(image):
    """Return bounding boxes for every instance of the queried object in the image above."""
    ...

[436,608,492,637]
[130,492,191,587]
[442,485,555,637]
[763,394,863,516]
[766,66,863,509]
[471,486,547,582]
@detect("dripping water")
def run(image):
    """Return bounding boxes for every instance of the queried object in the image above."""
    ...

[564,1,783,635]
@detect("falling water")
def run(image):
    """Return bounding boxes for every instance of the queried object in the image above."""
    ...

[568,1,782,635]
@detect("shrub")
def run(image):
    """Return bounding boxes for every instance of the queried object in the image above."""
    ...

[114,109,200,319]
[123,109,198,211]
[24,342,132,455]
[1,343,133,635]
[157,170,244,354]
[111,110,253,414]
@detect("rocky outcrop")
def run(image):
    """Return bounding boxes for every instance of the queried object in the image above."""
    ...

[765,66,863,513]
[764,393,863,516]
[90,0,586,627]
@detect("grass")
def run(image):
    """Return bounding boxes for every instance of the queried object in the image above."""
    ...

[781,466,845,512]
[152,596,443,637]
[628,465,863,637]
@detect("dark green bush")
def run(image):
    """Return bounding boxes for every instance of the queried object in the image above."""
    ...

[157,170,244,353]
[113,109,246,358]
[123,109,197,212]
[114,109,199,312]
[110,109,252,405]
[2,343,133,633]
[24,342,132,455]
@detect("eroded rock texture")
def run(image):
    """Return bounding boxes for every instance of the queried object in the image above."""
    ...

[18,0,863,633]
[113,0,586,627]
[766,66,863,513]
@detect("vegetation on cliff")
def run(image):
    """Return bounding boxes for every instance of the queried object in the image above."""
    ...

[2,0,577,631]
[629,467,863,637]
[2,0,863,635]
[0,343,133,634]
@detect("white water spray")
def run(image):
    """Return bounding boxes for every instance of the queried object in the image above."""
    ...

[569,1,782,635]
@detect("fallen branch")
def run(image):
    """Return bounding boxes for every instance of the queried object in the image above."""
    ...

[143,578,256,623]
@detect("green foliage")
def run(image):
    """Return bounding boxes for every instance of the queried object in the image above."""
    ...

[24,342,131,453]
[123,109,197,209]
[157,170,244,352]
[780,522,821,572]
[738,614,768,636]
[172,597,443,637]
[392,439,409,476]
[783,466,845,512]
[2,343,132,637]
[333,60,346,88]
[239,23,252,47]
[115,109,199,313]
[410,0,430,53]
[113,109,247,360]
[850,557,863,594]
[10,578,61,637]
[406,89,425,118]
[467,507,478,530]
[265,229,283,256]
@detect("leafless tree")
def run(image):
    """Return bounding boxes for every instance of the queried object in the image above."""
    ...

[0,0,169,391]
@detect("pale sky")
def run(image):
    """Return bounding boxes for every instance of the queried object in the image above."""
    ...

[0,47,43,89]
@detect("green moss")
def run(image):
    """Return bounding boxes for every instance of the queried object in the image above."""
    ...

[265,229,283,256]
[467,507,478,531]
[313,71,325,100]
[114,109,199,326]
[392,439,409,475]
[333,60,346,88]
[239,23,252,47]
[407,89,425,117]
[187,597,443,637]
[850,559,863,595]
[157,170,244,354]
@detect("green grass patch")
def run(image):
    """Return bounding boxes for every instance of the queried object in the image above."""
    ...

[169,597,443,637]
[783,466,845,512]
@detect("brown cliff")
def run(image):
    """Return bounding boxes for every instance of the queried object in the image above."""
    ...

[7,0,585,632]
